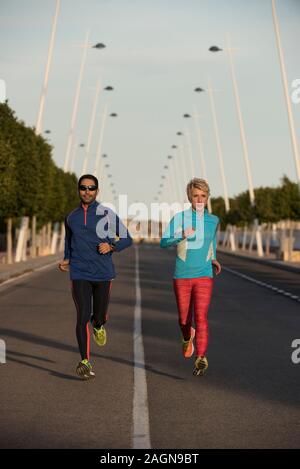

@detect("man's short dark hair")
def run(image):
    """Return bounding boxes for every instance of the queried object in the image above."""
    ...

[78,174,99,189]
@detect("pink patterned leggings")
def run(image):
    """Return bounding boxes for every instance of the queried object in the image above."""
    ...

[173,277,214,357]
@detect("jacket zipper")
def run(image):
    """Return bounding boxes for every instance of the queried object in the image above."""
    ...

[83,205,88,227]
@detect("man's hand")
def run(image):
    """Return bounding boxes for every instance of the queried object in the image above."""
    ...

[58,259,69,272]
[212,259,221,275]
[98,243,114,254]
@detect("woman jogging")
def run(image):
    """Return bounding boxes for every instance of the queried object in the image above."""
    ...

[160,178,221,376]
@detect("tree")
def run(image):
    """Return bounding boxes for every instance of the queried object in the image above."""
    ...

[278,175,300,220]
[0,102,78,227]
[0,134,17,218]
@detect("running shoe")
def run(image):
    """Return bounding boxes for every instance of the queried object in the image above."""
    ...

[182,327,195,358]
[76,359,95,380]
[193,356,208,376]
[93,325,107,347]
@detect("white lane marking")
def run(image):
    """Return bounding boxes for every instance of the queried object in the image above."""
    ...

[133,244,151,449]
[0,261,59,290]
[223,266,300,303]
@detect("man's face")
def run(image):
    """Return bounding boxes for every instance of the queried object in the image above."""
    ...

[78,178,99,205]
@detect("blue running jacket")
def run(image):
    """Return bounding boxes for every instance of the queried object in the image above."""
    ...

[64,201,133,281]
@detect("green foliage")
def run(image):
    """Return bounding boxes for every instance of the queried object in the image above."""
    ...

[211,176,300,225]
[0,102,78,226]
[0,133,18,217]
[278,175,300,220]
[210,197,227,229]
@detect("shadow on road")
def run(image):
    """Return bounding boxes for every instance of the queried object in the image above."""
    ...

[6,355,81,381]
[1,328,184,382]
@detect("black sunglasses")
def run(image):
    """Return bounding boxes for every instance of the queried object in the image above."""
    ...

[79,185,98,192]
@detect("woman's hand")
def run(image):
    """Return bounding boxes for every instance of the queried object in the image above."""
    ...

[58,259,69,272]
[98,243,113,254]
[183,227,196,239]
[212,259,221,275]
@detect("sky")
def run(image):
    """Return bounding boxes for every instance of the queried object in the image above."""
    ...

[1,0,300,209]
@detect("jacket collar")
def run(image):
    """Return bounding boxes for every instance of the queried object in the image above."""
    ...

[80,200,98,210]
[190,206,208,215]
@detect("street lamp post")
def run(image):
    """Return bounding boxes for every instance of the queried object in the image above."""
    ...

[177,143,189,198]
[206,79,235,251]
[97,157,116,204]
[191,102,207,177]
[64,33,106,172]
[209,41,263,256]
[170,136,185,201]
[162,156,173,203]
[194,110,212,213]
[168,154,181,203]
[94,111,118,179]
[163,156,175,204]
[64,30,90,172]
[176,135,188,192]
[98,157,110,201]
[207,80,230,212]
[173,154,183,203]
[226,38,255,205]
[81,83,114,174]
[82,80,101,174]
[71,142,86,173]
[94,104,108,176]
[191,99,212,213]
[183,115,195,179]
[70,138,78,173]
[227,38,264,256]
[271,0,300,194]
[97,154,108,201]
[36,0,60,135]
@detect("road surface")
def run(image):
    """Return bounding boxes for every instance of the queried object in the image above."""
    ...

[0,244,299,448]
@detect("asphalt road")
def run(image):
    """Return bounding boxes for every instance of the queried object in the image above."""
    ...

[0,244,299,448]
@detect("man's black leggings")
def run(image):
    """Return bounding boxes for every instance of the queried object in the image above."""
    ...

[71,280,112,360]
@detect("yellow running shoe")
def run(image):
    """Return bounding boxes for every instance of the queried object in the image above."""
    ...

[93,325,107,347]
[182,327,195,358]
[76,359,95,380]
[193,356,208,376]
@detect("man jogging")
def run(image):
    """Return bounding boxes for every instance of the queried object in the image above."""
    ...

[59,174,132,380]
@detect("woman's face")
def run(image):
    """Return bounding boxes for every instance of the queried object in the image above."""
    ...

[190,188,208,211]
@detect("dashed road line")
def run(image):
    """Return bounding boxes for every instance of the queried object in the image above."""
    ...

[223,266,300,303]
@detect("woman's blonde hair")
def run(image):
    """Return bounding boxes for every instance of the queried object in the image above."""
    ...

[186,178,210,202]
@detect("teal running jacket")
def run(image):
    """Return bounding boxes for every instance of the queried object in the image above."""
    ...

[160,207,219,279]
